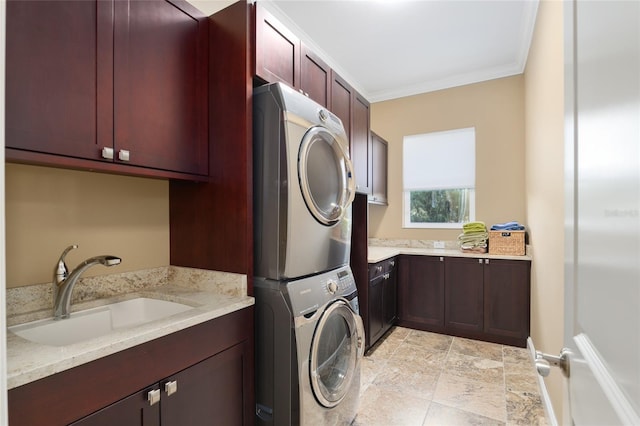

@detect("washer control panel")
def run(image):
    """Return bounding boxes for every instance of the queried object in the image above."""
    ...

[286,265,358,317]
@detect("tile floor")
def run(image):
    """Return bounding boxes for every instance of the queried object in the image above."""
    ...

[353,327,549,426]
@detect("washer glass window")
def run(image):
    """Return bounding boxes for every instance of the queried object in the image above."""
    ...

[310,300,359,407]
[299,126,353,226]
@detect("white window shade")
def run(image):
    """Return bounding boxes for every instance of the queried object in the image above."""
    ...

[403,127,475,191]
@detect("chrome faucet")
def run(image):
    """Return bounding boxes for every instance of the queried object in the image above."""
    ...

[53,245,122,319]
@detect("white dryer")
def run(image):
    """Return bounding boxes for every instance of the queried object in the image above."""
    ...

[253,83,356,280]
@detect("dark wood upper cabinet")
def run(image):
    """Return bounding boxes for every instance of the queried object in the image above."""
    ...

[253,4,300,87]
[330,71,353,140]
[369,131,388,205]
[300,43,331,107]
[113,0,208,175]
[6,0,107,160]
[6,0,208,179]
[352,92,371,195]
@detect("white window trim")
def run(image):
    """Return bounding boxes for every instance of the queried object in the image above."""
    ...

[402,189,476,229]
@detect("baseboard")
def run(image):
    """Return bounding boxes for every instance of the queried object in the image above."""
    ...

[527,337,559,426]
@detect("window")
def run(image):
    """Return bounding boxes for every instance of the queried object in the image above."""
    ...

[403,127,476,229]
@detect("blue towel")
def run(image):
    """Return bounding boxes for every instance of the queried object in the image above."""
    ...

[490,221,526,231]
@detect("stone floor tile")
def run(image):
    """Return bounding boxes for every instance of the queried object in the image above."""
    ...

[404,330,454,352]
[433,373,506,422]
[372,359,440,401]
[423,402,506,426]
[443,350,505,383]
[503,346,531,364]
[506,390,549,426]
[353,383,430,426]
[450,337,504,361]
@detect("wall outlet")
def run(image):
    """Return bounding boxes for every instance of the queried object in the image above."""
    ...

[433,240,445,249]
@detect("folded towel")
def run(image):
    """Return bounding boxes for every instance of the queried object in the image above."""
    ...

[460,240,487,250]
[461,246,487,254]
[490,221,526,231]
[457,231,489,243]
[462,221,487,234]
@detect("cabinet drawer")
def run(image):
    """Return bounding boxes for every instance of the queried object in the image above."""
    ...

[368,257,396,280]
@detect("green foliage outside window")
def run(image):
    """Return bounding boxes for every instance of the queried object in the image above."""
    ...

[409,189,470,224]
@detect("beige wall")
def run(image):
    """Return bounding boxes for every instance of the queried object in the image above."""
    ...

[369,75,526,241]
[524,0,565,421]
[6,164,170,288]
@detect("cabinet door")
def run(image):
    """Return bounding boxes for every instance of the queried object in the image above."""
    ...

[370,132,388,205]
[398,255,445,331]
[254,4,300,88]
[368,274,385,348]
[161,342,251,426]
[445,257,484,333]
[382,260,397,327]
[484,259,531,344]
[300,43,331,107]
[6,0,113,161]
[352,92,371,195]
[71,385,160,426]
[114,0,208,175]
[330,71,353,145]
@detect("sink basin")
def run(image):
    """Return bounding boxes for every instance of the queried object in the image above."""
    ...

[9,297,194,347]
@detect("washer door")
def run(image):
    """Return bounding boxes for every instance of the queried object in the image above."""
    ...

[309,299,365,408]
[298,126,356,226]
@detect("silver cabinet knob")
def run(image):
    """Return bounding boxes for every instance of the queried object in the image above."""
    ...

[478,259,483,264]
[118,149,130,162]
[101,147,114,160]
[165,380,178,396]
[485,259,490,264]
[439,257,444,262]
[147,388,161,406]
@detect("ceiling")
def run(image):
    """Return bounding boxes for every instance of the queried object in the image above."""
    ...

[262,0,540,102]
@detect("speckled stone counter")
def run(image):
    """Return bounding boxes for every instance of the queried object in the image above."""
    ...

[368,238,532,263]
[6,266,254,389]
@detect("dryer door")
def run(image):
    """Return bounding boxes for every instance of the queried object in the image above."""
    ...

[309,299,365,408]
[298,126,356,226]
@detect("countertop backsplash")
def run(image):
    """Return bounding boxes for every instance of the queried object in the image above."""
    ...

[6,266,247,325]
[369,238,460,250]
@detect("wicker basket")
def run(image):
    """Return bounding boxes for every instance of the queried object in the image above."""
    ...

[488,230,525,255]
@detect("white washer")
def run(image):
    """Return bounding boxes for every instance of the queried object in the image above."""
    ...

[255,265,365,425]
[253,82,356,280]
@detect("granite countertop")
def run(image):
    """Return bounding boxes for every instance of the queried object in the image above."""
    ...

[368,245,532,263]
[6,267,254,389]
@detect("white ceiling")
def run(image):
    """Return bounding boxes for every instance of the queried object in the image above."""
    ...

[262,0,539,102]
[189,0,539,102]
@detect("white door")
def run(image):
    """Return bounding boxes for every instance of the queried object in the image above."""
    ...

[562,0,640,424]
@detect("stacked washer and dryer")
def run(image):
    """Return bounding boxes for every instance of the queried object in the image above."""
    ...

[253,82,365,425]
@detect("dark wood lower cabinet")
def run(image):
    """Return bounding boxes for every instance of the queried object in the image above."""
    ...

[366,257,397,349]
[484,259,531,346]
[9,307,254,426]
[72,342,248,426]
[398,255,445,332]
[397,255,531,347]
[445,257,484,334]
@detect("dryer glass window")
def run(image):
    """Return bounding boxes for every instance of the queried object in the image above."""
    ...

[310,300,359,407]
[299,127,354,226]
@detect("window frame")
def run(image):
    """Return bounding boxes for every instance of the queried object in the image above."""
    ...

[402,189,476,229]
[402,127,476,229]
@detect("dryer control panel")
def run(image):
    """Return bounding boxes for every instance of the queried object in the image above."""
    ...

[285,265,357,318]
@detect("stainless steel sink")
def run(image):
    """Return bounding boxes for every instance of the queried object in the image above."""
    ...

[9,297,194,347]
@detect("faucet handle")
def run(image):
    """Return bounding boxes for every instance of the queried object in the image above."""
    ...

[54,244,78,285]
